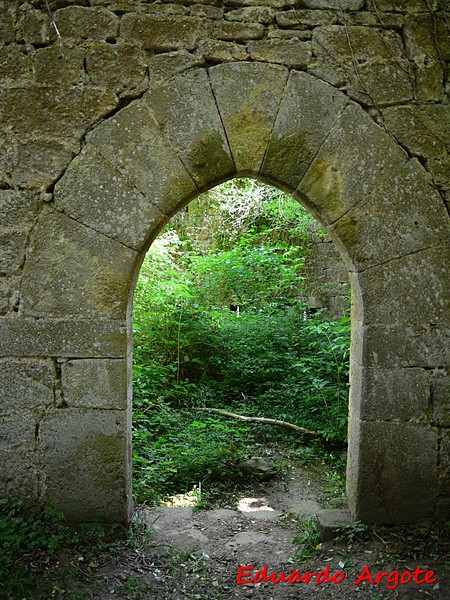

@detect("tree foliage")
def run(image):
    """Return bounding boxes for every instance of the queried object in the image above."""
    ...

[132,179,350,504]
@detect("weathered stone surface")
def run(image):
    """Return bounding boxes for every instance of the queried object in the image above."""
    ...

[329,160,449,271]
[86,99,198,217]
[198,39,248,62]
[367,0,437,12]
[0,86,117,139]
[209,62,288,175]
[316,509,352,541]
[0,191,40,226]
[11,138,74,190]
[335,11,404,29]
[144,69,235,188]
[0,7,14,45]
[149,50,205,83]
[382,105,450,187]
[16,8,55,46]
[347,420,438,522]
[285,499,322,519]
[404,15,448,101]
[302,0,364,8]
[54,6,119,40]
[0,318,127,358]
[86,43,148,97]
[351,365,431,421]
[268,29,312,40]
[31,46,85,86]
[224,0,297,6]
[121,14,211,50]
[351,323,450,368]
[0,359,55,408]
[54,146,167,251]
[346,59,414,106]
[261,71,347,191]
[0,276,19,314]
[296,104,409,226]
[21,207,138,318]
[0,449,39,502]
[40,409,131,523]
[0,228,29,275]
[247,39,312,69]
[225,7,274,23]
[276,10,337,28]
[0,46,27,82]
[313,25,404,62]
[61,359,127,410]
[432,369,449,427]
[188,5,224,19]
[212,20,264,41]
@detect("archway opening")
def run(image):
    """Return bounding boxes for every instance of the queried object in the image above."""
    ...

[131,178,351,511]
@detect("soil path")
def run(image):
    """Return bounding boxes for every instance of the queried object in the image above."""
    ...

[95,465,449,600]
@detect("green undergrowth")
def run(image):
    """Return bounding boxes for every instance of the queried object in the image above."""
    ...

[0,499,122,599]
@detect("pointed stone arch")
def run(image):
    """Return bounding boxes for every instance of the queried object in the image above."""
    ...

[16,63,449,523]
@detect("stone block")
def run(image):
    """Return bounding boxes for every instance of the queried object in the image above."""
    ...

[0,413,37,451]
[224,0,297,6]
[335,11,404,29]
[31,46,85,86]
[0,228,29,275]
[313,25,403,62]
[212,21,264,41]
[225,7,274,23]
[0,46,27,82]
[209,62,288,175]
[188,5,223,19]
[61,359,127,410]
[54,6,119,41]
[0,276,19,314]
[143,69,235,188]
[261,70,347,191]
[0,359,55,409]
[285,499,322,520]
[54,146,167,251]
[0,190,40,226]
[269,30,312,41]
[86,99,198,217]
[302,0,364,8]
[16,8,55,46]
[276,10,337,29]
[316,509,352,541]
[368,0,437,12]
[432,369,449,427]
[40,409,131,523]
[0,318,127,358]
[351,323,450,369]
[198,39,248,62]
[86,43,148,97]
[347,420,438,523]
[247,39,312,69]
[120,14,211,51]
[349,245,449,327]
[329,161,449,272]
[21,207,137,319]
[345,59,414,106]
[0,86,117,139]
[296,103,409,225]
[11,138,74,191]
[382,105,450,187]
[149,50,205,83]
[0,7,14,45]
[350,365,431,421]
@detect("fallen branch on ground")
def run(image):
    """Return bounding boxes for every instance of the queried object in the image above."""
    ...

[192,407,321,438]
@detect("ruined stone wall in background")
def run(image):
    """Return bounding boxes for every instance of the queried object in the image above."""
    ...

[0,0,448,523]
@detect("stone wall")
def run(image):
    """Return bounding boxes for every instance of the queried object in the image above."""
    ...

[0,0,448,524]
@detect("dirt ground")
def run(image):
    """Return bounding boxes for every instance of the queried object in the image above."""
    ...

[88,464,449,600]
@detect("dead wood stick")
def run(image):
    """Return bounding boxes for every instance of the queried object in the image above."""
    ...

[192,407,321,438]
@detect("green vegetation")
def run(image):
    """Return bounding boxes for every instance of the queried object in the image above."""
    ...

[132,179,350,505]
